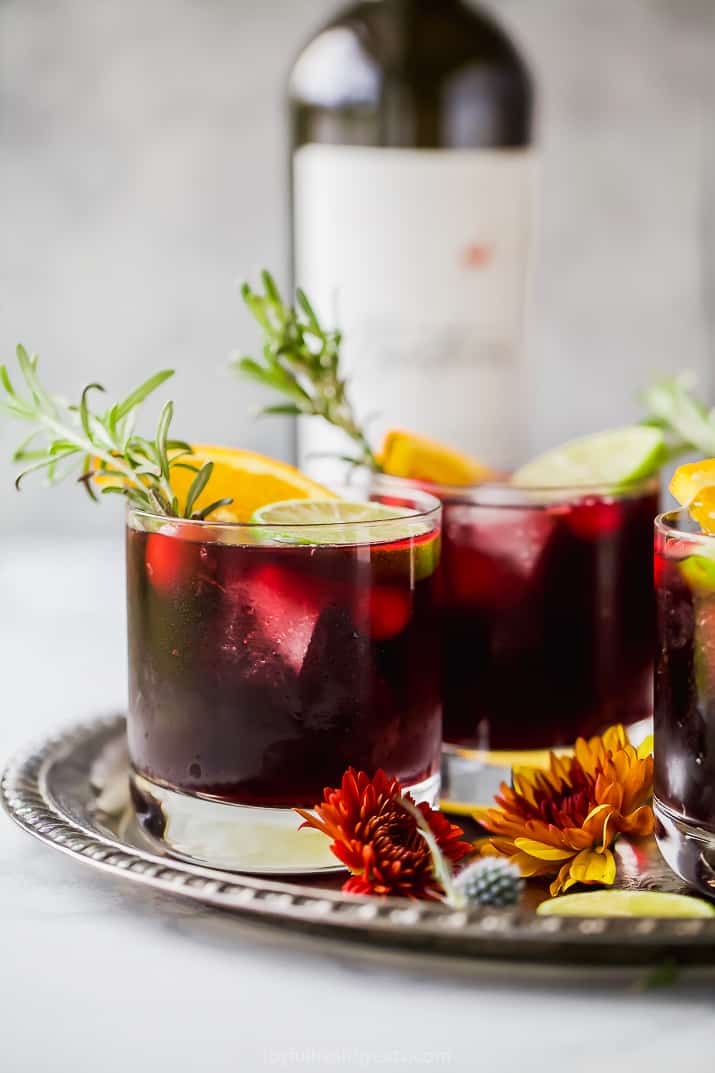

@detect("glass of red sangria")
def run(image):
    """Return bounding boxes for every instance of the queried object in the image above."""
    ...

[654,462,715,898]
[371,470,659,806]
[126,484,442,873]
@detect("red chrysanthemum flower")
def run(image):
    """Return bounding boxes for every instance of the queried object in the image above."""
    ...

[295,769,471,900]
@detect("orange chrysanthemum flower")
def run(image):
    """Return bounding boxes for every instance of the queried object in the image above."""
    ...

[476,725,654,897]
[296,769,471,899]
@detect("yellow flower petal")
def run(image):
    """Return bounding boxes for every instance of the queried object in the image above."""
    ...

[514,838,575,861]
[621,759,653,812]
[602,724,627,753]
[582,803,614,840]
[568,847,617,887]
[574,736,596,776]
[549,861,575,896]
[618,804,655,838]
[509,851,554,878]
[482,837,518,856]
[512,772,539,808]
[561,827,594,850]
[637,734,654,760]
[595,777,623,809]
[550,752,573,785]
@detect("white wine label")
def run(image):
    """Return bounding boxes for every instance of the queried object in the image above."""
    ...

[293,144,537,475]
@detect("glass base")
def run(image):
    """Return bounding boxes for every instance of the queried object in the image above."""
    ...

[440,742,566,813]
[441,719,654,813]
[654,798,715,900]
[131,769,441,875]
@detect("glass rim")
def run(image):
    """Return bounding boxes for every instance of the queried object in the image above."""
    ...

[367,470,660,504]
[126,483,442,535]
[655,508,715,547]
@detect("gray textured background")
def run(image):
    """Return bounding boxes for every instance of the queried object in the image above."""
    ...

[2,0,714,537]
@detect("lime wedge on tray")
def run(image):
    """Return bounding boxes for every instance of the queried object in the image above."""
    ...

[512,426,665,489]
[537,890,715,919]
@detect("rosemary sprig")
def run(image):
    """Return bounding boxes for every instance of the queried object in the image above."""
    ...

[234,270,382,471]
[0,344,230,519]
[642,372,715,460]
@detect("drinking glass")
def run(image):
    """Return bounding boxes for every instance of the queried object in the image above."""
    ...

[654,509,715,897]
[373,473,659,806]
[126,486,442,873]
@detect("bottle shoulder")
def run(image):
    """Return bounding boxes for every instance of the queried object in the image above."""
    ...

[289,1,531,107]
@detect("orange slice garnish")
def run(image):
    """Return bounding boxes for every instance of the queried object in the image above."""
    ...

[168,445,334,522]
[379,429,495,488]
[94,445,334,522]
[670,459,715,535]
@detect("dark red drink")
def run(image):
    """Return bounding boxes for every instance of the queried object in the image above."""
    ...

[438,480,658,751]
[374,473,658,783]
[654,512,715,895]
[125,491,442,870]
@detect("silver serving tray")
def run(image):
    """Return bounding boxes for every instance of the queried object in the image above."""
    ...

[3,714,715,979]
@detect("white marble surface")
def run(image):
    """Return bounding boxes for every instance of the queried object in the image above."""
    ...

[1,537,715,1073]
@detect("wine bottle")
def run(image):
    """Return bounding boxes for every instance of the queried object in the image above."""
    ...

[289,0,535,473]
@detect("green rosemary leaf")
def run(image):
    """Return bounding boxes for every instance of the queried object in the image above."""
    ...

[96,466,128,479]
[236,271,382,473]
[118,410,137,452]
[79,383,105,439]
[193,496,234,521]
[125,437,154,461]
[148,486,172,515]
[49,439,81,454]
[184,461,214,518]
[261,270,282,306]
[155,399,174,482]
[260,403,303,417]
[241,286,272,334]
[170,461,202,474]
[2,349,215,519]
[0,365,16,398]
[238,356,310,402]
[642,374,715,457]
[16,345,57,417]
[113,369,175,422]
[12,430,45,461]
[47,450,79,483]
[14,454,64,489]
[295,288,320,332]
[12,448,50,463]
[238,357,277,385]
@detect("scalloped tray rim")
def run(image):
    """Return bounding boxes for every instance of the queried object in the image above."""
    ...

[2,714,715,971]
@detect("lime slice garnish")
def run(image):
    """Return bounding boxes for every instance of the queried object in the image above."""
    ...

[251,499,429,545]
[680,554,715,594]
[537,890,715,919]
[250,499,440,579]
[512,426,665,489]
